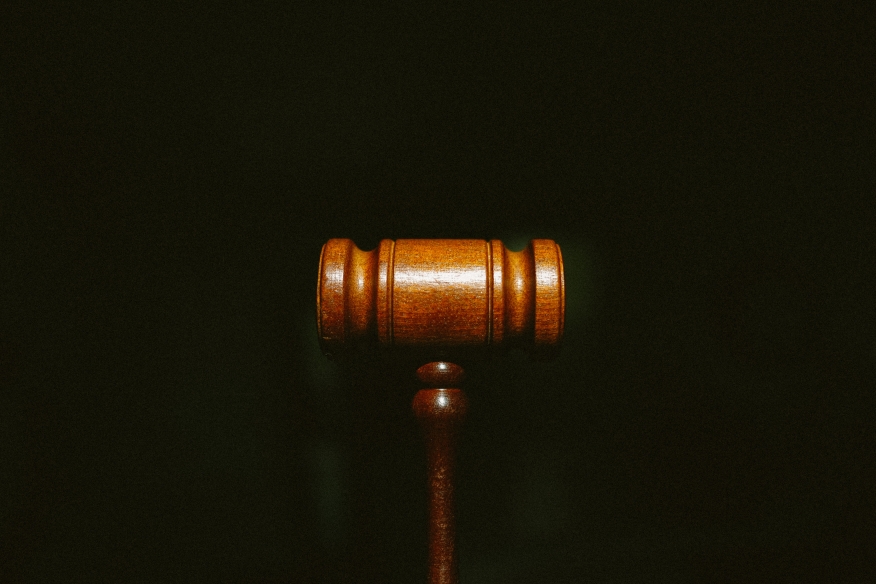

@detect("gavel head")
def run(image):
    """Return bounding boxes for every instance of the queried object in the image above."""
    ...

[317,239,565,359]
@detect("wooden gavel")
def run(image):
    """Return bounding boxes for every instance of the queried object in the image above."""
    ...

[317,238,565,584]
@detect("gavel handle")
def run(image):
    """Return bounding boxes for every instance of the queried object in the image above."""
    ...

[413,386,468,584]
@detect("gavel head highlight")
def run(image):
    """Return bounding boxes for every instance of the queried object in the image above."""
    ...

[317,239,564,358]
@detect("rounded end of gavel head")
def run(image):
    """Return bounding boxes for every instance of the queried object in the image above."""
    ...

[316,238,565,360]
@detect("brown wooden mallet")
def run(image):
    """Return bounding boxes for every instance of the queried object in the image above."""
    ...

[317,238,565,584]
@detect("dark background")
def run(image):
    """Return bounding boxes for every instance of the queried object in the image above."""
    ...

[3,3,874,582]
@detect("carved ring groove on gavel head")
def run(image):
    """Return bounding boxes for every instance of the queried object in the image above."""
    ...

[317,238,565,357]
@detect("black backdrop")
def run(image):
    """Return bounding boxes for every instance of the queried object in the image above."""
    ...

[3,3,874,582]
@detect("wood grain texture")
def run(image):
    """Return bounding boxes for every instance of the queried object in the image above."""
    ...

[317,238,565,357]
[316,240,565,584]
[413,362,468,584]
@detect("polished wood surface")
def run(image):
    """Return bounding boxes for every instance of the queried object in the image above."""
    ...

[317,239,564,357]
[316,238,565,584]
[413,362,468,584]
